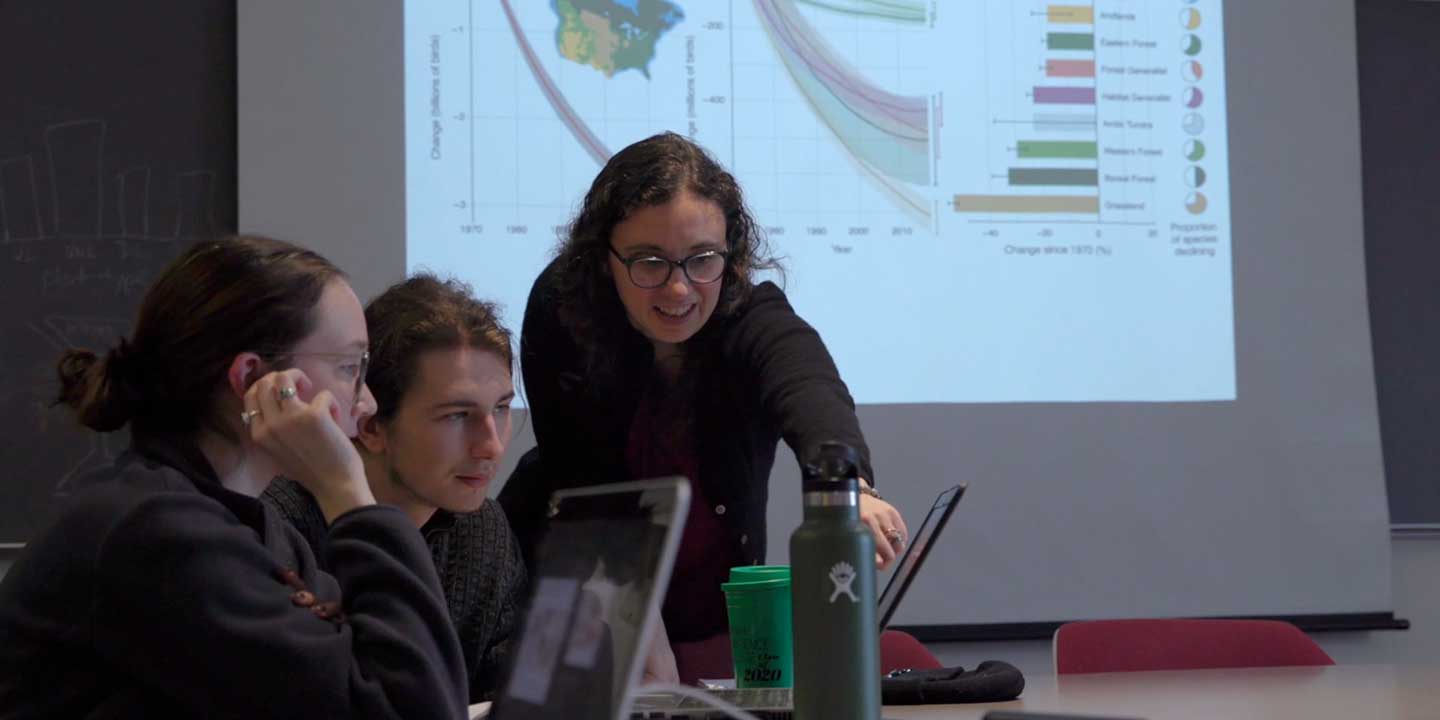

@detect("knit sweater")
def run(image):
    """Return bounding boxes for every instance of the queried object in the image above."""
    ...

[262,477,527,703]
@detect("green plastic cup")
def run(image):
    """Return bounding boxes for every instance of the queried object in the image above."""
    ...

[722,576,794,688]
[729,565,791,584]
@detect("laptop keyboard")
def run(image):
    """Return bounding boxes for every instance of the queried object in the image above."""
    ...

[706,687,791,708]
[629,687,794,719]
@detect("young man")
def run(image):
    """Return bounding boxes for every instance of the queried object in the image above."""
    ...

[264,274,524,703]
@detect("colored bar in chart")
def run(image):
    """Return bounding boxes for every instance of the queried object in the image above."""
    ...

[1009,168,1099,187]
[1046,59,1095,78]
[1017,141,1098,159]
[1033,113,1096,133]
[1047,5,1094,24]
[1047,32,1094,50]
[1034,86,1096,105]
[952,195,1099,214]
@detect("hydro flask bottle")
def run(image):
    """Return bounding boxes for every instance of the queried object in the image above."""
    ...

[790,441,880,720]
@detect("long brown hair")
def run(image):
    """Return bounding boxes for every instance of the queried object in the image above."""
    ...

[55,234,344,441]
[550,132,781,378]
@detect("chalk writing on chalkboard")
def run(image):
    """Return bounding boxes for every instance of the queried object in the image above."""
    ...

[0,117,220,544]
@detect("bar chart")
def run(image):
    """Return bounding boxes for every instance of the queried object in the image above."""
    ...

[950,2,1103,222]
[941,0,1230,237]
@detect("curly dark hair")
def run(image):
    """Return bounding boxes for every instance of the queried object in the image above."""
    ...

[549,132,781,375]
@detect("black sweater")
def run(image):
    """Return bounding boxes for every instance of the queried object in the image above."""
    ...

[262,477,527,703]
[0,438,467,719]
[500,259,874,602]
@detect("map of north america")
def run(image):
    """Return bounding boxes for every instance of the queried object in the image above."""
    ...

[551,0,684,78]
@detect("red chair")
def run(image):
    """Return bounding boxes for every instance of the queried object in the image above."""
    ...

[1053,618,1335,675]
[672,630,942,685]
[879,629,944,675]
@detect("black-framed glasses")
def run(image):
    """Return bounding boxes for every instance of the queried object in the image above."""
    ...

[608,246,728,289]
[262,350,369,400]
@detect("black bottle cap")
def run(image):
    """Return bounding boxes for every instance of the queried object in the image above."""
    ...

[801,441,861,493]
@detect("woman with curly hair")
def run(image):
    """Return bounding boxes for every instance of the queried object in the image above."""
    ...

[499,132,908,682]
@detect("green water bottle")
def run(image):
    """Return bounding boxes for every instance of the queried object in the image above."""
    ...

[790,441,880,720]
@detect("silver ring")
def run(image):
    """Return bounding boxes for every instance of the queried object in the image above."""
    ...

[884,527,904,543]
[277,386,297,401]
[240,409,260,426]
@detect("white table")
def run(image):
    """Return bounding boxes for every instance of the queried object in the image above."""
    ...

[882,664,1440,720]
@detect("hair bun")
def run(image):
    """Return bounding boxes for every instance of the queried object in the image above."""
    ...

[54,339,144,432]
[55,349,100,408]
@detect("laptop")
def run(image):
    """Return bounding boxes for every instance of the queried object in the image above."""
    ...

[631,483,968,717]
[878,483,967,630]
[485,478,691,720]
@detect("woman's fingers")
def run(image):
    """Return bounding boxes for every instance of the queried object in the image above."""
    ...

[235,368,369,517]
[291,369,314,400]
[243,368,346,456]
[862,511,899,569]
[873,523,899,569]
[303,387,342,426]
[245,367,300,429]
[267,368,309,414]
[889,507,910,545]
[859,494,910,571]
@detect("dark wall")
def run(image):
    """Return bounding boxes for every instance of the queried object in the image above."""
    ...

[0,1,237,542]
[1357,0,1440,524]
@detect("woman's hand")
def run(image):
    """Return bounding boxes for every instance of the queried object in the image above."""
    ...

[858,481,908,571]
[640,618,680,685]
[243,368,375,522]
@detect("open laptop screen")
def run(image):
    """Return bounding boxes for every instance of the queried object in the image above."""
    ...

[877,483,966,630]
[492,478,690,720]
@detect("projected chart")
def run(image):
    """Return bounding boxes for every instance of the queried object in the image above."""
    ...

[405,0,1234,403]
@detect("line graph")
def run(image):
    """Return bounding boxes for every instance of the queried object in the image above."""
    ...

[413,0,938,240]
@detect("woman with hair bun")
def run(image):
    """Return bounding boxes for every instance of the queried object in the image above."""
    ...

[0,235,468,719]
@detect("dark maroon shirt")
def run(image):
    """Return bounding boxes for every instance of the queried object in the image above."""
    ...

[625,377,741,643]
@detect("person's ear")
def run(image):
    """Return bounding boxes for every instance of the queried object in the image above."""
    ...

[355,413,388,455]
[225,353,266,398]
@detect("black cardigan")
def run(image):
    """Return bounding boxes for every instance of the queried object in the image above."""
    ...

[262,477,528,703]
[500,258,874,576]
[0,438,467,719]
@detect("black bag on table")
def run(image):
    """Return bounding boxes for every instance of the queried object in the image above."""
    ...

[880,660,1026,705]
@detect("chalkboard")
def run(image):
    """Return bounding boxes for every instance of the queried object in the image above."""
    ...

[0,1,237,543]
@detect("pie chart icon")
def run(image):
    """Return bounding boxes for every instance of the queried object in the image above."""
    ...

[1181,8,1202,30]
[1184,166,1207,189]
[1183,34,1203,56]
[1183,113,1205,136]
[1185,140,1206,162]
[1186,192,1209,215]
[1183,60,1204,83]
[1184,87,1205,109]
